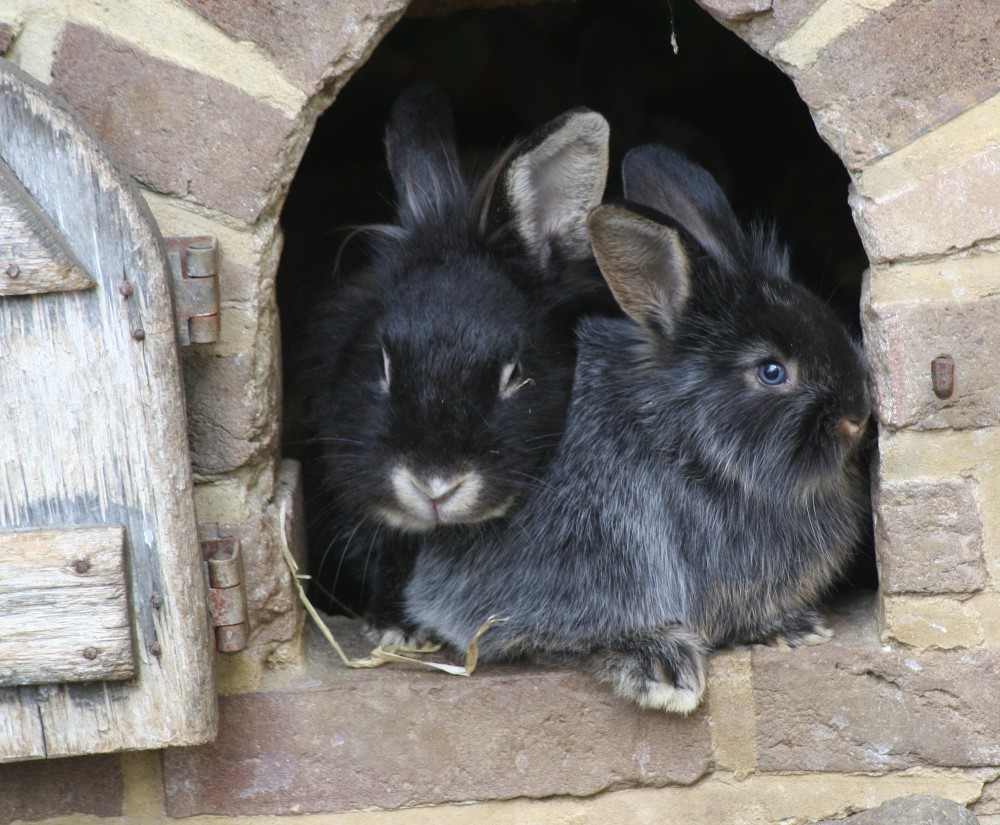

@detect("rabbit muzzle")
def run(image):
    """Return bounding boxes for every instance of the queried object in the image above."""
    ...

[386,465,514,530]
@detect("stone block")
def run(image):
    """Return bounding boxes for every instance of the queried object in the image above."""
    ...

[875,480,986,595]
[974,776,1000,816]
[162,619,712,816]
[51,23,294,223]
[698,0,772,22]
[182,306,280,475]
[816,795,979,825]
[704,0,824,55]
[791,0,1000,172]
[880,593,1000,650]
[183,0,407,95]
[0,754,123,823]
[754,595,1000,772]
[863,287,1000,429]
[851,142,1000,262]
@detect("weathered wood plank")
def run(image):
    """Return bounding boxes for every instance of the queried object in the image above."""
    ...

[0,156,94,295]
[0,526,133,687]
[0,58,216,761]
[0,526,125,591]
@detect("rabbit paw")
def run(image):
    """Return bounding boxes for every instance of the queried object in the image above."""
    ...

[757,613,834,649]
[591,626,708,714]
[362,621,433,652]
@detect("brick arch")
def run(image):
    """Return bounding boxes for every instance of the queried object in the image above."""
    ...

[3,0,1000,820]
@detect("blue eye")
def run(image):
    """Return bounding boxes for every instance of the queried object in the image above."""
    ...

[756,361,787,386]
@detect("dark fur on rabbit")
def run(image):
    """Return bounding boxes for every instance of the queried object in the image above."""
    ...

[299,83,611,635]
[405,145,873,711]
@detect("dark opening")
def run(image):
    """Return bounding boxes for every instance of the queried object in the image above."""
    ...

[277,0,878,607]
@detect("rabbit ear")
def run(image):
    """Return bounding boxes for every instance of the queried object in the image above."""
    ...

[622,145,741,267]
[502,108,610,269]
[385,83,467,226]
[587,204,692,333]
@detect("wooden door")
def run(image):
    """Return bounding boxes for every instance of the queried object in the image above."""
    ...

[0,59,216,760]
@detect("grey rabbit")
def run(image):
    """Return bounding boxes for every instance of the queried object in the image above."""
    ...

[299,83,611,640]
[405,144,873,712]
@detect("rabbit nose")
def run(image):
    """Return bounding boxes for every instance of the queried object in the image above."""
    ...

[838,417,867,439]
[425,475,467,507]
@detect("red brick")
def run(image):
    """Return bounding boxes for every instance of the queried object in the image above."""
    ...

[183,0,407,95]
[162,620,712,816]
[0,754,123,823]
[753,596,1000,772]
[51,24,294,223]
[793,0,1000,171]
[864,294,1000,428]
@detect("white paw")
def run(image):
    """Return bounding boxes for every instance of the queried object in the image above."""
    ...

[800,623,835,646]
[377,626,430,652]
[633,682,704,715]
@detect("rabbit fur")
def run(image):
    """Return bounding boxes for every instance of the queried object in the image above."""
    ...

[299,83,611,636]
[405,145,873,712]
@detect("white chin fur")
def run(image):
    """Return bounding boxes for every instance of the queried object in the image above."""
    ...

[388,466,511,529]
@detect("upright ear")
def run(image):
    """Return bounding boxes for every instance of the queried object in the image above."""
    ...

[385,82,467,227]
[587,204,691,334]
[502,108,610,269]
[622,145,742,267]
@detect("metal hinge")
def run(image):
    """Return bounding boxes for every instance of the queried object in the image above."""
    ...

[202,537,249,653]
[166,235,220,345]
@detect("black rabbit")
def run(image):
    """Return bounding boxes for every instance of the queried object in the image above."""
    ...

[298,83,611,640]
[405,145,873,712]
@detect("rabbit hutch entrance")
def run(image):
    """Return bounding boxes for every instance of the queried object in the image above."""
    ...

[278,0,877,632]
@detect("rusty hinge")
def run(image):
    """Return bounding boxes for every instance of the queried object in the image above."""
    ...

[202,537,249,653]
[166,235,220,345]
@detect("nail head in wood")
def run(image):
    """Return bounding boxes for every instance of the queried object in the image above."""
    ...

[119,280,133,297]
[148,641,162,657]
[132,328,145,341]
[82,647,99,660]
[71,558,91,574]
[6,263,20,278]
[932,355,955,399]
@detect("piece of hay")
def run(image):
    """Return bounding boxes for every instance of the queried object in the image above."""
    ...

[277,501,506,675]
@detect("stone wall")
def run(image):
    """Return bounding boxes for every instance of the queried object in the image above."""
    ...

[1,0,999,823]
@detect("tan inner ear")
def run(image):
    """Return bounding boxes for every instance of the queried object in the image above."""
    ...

[588,206,691,332]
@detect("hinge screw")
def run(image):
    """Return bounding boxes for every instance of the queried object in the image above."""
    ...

[5,264,19,279]
[82,647,99,660]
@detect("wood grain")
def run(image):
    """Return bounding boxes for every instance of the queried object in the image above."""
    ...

[0,526,133,687]
[0,157,94,295]
[0,58,216,761]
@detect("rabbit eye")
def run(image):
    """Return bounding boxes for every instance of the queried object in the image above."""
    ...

[379,347,391,392]
[499,360,525,399]
[756,360,787,387]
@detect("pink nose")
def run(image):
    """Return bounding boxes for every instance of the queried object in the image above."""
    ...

[839,417,867,439]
